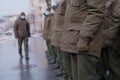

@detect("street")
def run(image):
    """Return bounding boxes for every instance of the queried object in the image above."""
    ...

[0,35,59,80]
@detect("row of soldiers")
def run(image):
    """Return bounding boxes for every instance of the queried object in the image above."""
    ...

[42,0,120,80]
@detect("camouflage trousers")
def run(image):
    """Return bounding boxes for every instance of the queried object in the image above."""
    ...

[18,37,29,57]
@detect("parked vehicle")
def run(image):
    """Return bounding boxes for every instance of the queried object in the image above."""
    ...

[5,29,13,36]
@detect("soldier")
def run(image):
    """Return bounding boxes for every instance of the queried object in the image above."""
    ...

[60,0,105,80]
[50,0,66,77]
[43,6,58,65]
[59,0,73,80]
[98,0,116,79]
[43,5,64,76]
[42,7,57,65]
[102,0,120,80]
[42,8,51,59]
[48,5,58,65]
[14,12,30,60]
[46,5,66,76]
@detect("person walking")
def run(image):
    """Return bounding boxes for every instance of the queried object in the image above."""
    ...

[14,12,30,60]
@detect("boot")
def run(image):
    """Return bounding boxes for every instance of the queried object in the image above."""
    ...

[45,51,52,60]
[48,59,56,64]
[52,62,60,69]
[19,51,23,58]
[25,53,29,60]
[54,68,63,76]
[25,56,29,60]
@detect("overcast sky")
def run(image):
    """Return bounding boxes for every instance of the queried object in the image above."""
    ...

[0,0,30,16]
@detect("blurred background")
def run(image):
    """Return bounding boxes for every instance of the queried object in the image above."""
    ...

[0,1,62,80]
[0,0,58,42]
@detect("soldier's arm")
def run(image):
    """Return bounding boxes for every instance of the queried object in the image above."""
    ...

[106,0,120,40]
[27,22,31,37]
[76,0,105,51]
[79,0,105,40]
[106,18,120,40]
[104,17,120,47]
[14,21,18,38]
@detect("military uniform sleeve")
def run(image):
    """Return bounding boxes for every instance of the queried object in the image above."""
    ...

[76,0,105,51]
[14,21,18,38]
[106,18,120,40]
[106,0,120,39]
[79,0,105,39]
[27,22,31,37]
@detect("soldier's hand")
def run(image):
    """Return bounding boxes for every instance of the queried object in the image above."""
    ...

[15,36,18,39]
[29,34,31,37]
[76,38,89,52]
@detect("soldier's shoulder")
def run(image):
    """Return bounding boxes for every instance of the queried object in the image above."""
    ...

[15,17,21,22]
[25,19,29,23]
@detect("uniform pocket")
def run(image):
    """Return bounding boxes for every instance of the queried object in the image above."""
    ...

[66,29,80,45]
[51,31,62,41]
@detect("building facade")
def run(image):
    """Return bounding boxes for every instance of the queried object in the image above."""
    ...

[29,0,47,33]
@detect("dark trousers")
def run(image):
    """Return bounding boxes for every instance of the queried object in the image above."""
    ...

[18,37,29,57]
[62,51,72,80]
[46,40,53,58]
[71,54,78,80]
[54,47,62,66]
[77,54,100,80]
[71,53,100,80]
[100,48,110,80]
[46,40,51,53]
[105,48,120,80]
